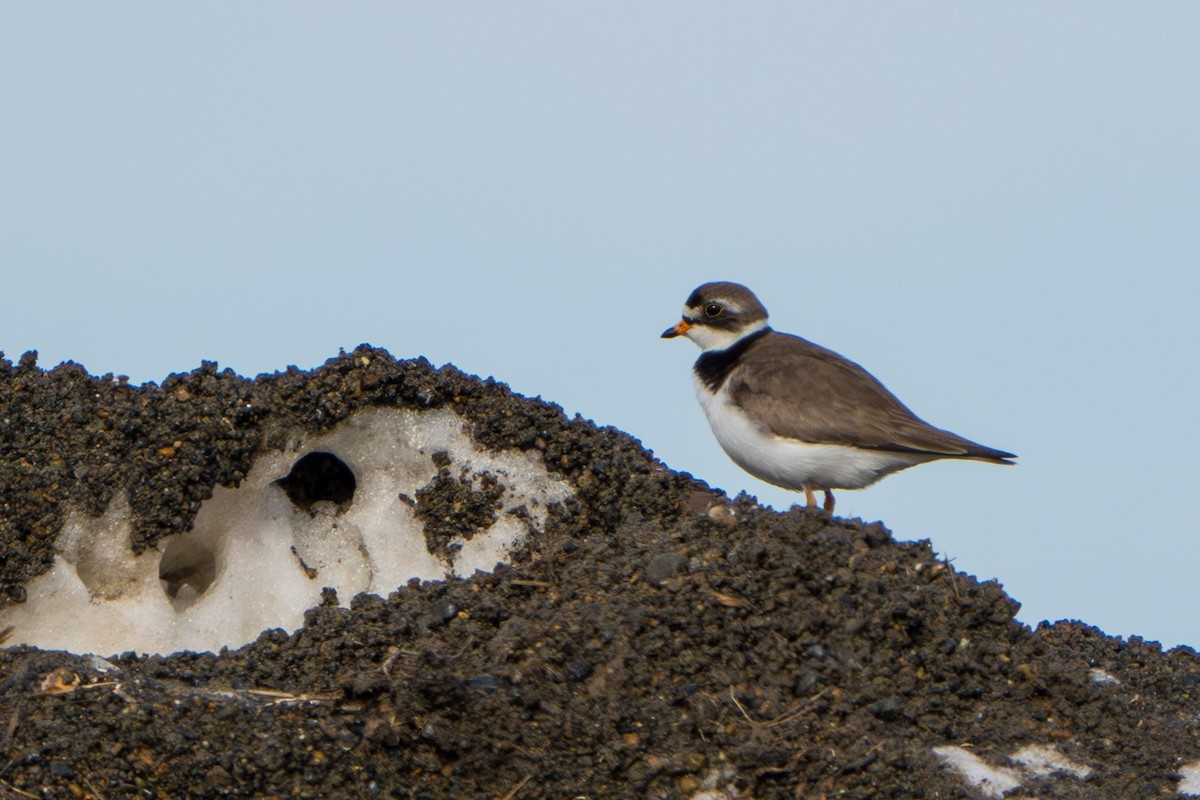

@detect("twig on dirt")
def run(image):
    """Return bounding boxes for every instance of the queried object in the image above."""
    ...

[0,779,39,799]
[496,773,532,800]
[381,646,424,675]
[0,714,17,751]
[82,776,107,800]
[762,690,828,728]
[246,688,341,706]
[729,687,755,723]
[450,636,476,660]
[509,579,551,588]
[381,646,401,675]
[705,588,747,608]
[727,686,827,728]
[942,555,962,602]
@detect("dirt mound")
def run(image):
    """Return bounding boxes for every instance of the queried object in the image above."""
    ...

[2,347,1198,798]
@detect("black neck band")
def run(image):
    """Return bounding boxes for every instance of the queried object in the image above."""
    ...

[693,328,770,392]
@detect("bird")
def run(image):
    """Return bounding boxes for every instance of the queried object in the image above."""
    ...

[662,281,1015,513]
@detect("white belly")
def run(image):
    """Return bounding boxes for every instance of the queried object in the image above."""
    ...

[695,377,934,491]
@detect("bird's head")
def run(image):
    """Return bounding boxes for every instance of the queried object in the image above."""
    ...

[661,281,769,352]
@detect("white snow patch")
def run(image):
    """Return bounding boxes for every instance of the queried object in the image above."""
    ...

[932,746,1023,798]
[0,407,572,656]
[934,743,1097,797]
[1010,744,1091,778]
[1089,667,1120,684]
[1179,760,1200,796]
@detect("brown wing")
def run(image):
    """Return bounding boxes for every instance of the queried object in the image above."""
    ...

[729,332,1015,461]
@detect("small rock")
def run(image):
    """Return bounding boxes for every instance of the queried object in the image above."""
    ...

[706,504,736,525]
[87,655,119,674]
[428,598,459,625]
[645,553,688,587]
[566,659,593,681]
[868,698,903,721]
[466,674,500,693]
[794,671,822,696]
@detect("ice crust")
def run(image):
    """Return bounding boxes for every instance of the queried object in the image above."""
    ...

[932,743,1094,798]
[0,408,572,655]
[1009,744,1092,779]
[1180,760,1200,796]
[932,746,1023,798]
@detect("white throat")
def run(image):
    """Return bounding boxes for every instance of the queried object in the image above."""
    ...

[685,319,768,352]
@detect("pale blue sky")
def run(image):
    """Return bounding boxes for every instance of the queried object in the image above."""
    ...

[2,4,1198,646]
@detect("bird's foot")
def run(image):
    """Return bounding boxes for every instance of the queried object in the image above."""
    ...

[802,487,835,515]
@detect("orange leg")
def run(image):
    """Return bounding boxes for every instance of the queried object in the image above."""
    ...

[803,486,818,508]
[823,490,835,513]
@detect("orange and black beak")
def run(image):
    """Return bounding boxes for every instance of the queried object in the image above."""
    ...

[661,319,691,339]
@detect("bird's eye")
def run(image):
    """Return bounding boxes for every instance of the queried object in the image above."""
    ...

[704,303,723,318]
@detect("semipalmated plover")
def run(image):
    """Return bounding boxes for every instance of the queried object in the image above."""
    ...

[663,282,1014,512]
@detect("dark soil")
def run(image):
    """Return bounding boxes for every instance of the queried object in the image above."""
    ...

[2,346,1199,799]
[416,456,505,561]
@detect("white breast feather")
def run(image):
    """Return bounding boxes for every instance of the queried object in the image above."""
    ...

[694,375,934,491]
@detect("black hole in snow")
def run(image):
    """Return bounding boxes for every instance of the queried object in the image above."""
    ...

[276,451,357,511]
[159,535,217,608]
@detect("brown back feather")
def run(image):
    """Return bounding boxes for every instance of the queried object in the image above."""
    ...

[728,332,1015,461]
